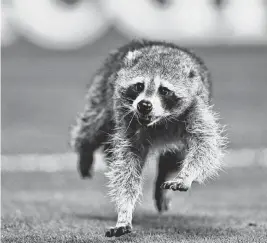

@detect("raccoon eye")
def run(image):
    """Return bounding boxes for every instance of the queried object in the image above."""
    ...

[159,86,172,96]
[134,82,144,92]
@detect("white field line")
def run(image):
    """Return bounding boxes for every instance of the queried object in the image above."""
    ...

[1,148,267,172]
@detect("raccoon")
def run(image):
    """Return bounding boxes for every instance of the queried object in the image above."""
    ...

[70,40,227,237]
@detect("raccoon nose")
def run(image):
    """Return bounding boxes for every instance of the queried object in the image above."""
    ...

[137,100,153,115]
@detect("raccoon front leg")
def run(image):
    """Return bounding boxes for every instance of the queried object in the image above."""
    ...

[105,131,148,237]
[155,151,184,212]
[161,99,227,191]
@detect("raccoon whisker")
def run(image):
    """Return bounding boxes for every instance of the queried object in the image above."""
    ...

[124,112,135,134]
[167,117,175,123]
[116,105,132,111]
[118,109,133,124]
[167,115,180,123]
[166,115,179,125]
[146,138,153,146]
[135,113,142,126]
[147,117,161,127]
[118,97,134,105]
[99,129,113,137]
[136,119,142,126]
[129,123,142,141]
[164,116,171,126]
[163,117,168,129]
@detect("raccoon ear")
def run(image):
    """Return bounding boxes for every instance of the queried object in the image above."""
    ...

[124,50,142,66]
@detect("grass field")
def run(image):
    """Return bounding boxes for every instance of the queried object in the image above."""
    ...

[2,30,267,154]
[1,167,267,243]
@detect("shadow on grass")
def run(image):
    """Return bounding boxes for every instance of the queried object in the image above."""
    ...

[75,212,239,239]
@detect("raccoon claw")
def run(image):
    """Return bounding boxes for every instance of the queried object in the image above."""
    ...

[105,225,132,237]
[161,180,190,191]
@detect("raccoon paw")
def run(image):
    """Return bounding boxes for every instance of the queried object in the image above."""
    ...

[155,193,171,213]
[161,180,191,191]
[77,152,94,179]
[105,225,132,237]
[78,166,93,178]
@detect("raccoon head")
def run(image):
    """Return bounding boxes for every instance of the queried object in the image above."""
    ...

[115,48,202,127]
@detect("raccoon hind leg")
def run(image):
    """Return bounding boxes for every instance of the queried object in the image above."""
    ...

[71,112,113,179]
[77,131,108,178]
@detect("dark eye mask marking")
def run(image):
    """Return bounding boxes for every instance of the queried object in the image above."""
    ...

[160,93,181,111]
[121,85,142,104]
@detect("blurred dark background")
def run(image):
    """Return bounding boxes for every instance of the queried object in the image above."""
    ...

[2,0,267,154]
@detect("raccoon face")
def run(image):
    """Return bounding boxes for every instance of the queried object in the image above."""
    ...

[116,74,197,127]
[115,49,200,127]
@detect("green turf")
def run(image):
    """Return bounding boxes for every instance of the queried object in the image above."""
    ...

[2,33,267,154]
[2,167,267,242]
